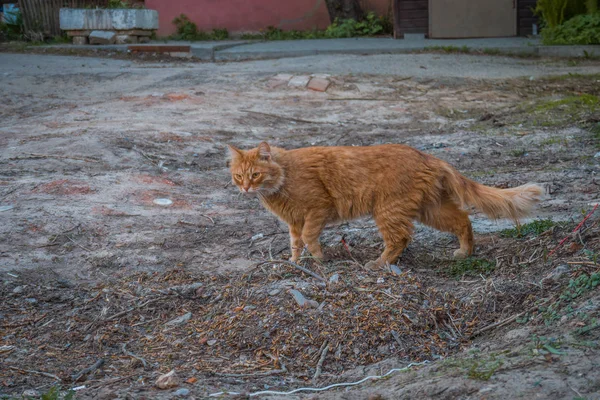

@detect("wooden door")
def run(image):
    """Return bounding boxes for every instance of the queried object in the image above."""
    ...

[429,0,516,38]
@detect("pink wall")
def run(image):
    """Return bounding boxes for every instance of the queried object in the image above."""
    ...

[146,0,392,37]
[146,0,330,36]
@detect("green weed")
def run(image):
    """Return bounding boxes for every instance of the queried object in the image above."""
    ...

[482,48,501,55]
[526,93,600,128]
[467,359,503,380]
[530,335,566,355]
[240,12,390,41]
[171,14,230,41]
[500,219,556,238]
[443,353,503,381]
[447,258,495,279]
[425,45,471,54]
[510,148,527,157]
[541,12,600,45]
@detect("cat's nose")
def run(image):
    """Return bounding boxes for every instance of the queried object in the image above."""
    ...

[243,187,249,192]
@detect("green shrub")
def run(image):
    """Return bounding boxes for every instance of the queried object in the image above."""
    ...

[535,0,569,28]
[541,12,600,44]
[171,14,229,40]
[0,9,23,41]
[325,11,385,38]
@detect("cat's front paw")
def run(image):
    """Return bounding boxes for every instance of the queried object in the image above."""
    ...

[365,258,386,270]
[453,249,469,259]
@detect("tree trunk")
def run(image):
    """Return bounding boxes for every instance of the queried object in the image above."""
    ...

[324,0,364,22]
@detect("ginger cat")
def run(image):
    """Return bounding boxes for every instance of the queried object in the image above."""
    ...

[227,142,543,268]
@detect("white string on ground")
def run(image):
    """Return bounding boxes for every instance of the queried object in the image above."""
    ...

[208,360,429,397]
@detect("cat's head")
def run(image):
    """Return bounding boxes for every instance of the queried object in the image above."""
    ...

[227,142,284,195]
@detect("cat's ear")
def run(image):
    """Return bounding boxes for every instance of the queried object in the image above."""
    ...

[226,144,243,167]
[258,142,271,161]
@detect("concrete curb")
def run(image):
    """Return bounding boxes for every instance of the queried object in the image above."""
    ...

[35,41,600,62]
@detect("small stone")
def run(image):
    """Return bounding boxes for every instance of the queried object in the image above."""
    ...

[89,30,117,45]
[389,264,402,275]
[115,35,137,44]
[207,340,217,346]
[22,390,40,397]
[267,79,288,89]
[273,73,293,81]
[169,52,193,58]
[376,277,385,284]
[307,77,330,92]
[288,75,311,88]
[72,36,88,45]
[166,312,192,327]
[251,233,264,241]
[12,286,24,294]
[329,273,340,283]
[174,388,190,397]
[289,289,319,308]
[153,198,173,206]
[186,377,197,384]
[268,289,280,296]
[547,264,571,281]
[155,369,178,389]
[594,151,600,158]
[25,298,37,304]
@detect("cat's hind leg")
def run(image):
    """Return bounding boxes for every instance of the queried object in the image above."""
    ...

[419,198,474,259]
[367,204,414,269]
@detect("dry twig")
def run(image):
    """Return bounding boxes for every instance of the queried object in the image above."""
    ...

[72,358,105,383]
[255,260,326,282]
[470,297,554,339]
[312,341,329,382]
[121,343,148,369]
[104,298,162,322]
[7,366,61,382]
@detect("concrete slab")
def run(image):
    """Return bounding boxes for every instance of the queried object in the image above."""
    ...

[539,45,600,57]
[35,37,600,62]
[214,37,541,61]
[60,8,158,31]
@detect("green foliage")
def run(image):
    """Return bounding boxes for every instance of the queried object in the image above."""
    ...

[562,271,600,301]
[0,9,23,41]
[500,219,556,238]
[535,0,569,28]
[425,45,471,53]
[443,353,503,381]
[171,14,229,40]
[106,0,142,8]
[326,12,385,37]
[467,359,503,380]
[85,0,142,8]
[241,11,390,41]
[447,258,495,278]
[23,386,76,400]
[528,94,600,127]
[541,12,600,44]
[541,270,600,323]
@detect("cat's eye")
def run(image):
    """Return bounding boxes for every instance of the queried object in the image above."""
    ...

[252,172,261,179]
[234,174,242,180]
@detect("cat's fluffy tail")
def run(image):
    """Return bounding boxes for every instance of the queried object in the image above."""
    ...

[442,165,543,220]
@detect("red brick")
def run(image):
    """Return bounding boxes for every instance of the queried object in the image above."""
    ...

[307,78,330,92]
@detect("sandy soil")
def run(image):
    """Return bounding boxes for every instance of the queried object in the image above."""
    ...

[1,52,599,399]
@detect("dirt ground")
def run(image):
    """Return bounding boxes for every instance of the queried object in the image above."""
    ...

[1,52,600,400]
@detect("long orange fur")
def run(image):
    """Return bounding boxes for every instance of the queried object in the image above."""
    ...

[227,142,543,268]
